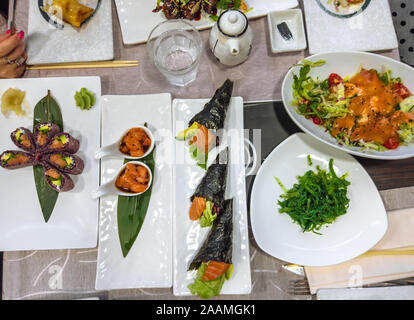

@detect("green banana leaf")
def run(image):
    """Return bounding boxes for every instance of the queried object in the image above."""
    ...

[33,90,63,223]
[117,148,155,258]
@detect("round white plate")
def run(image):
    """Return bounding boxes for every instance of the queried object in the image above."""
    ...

[281,51,414,160]
[250,133,388,267]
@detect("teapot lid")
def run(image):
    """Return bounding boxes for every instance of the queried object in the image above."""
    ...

[218,9,248,37]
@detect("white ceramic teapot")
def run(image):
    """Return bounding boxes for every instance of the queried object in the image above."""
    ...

[209,9,253,67]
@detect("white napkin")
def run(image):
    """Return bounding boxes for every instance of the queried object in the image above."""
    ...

[305,208,414,294]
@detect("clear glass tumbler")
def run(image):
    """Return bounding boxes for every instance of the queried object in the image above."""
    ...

[147,20,203,87]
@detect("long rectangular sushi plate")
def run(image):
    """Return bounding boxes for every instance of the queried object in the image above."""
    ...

[95,94,173,290]
[0,76,101,251]
[172,97,252,296]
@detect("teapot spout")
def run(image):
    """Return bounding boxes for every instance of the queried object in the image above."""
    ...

[228,39,240,56]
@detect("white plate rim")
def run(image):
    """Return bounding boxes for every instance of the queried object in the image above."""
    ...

[250,132,388,267]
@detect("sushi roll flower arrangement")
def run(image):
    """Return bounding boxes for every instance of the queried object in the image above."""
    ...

[0,122,84,193]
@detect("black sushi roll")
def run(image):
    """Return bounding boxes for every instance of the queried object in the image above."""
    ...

[0,150,34,169]
[203,0,217,15]
[182,0,202,20]
[44,132,80,154]
[189,198,233,271]
[162,0,181,19]
[43,152,84,175]
[43,163,75,193]
[10,127,36,153]
[188,79,234,131]
[189,149,228,225]
[33,122,61,150]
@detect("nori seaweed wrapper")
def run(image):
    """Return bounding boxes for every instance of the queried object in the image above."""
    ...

[43,162,75,193]
[0,150,34,169]
[190,148,228,207]
[10,127,36,153]
[42,152,84,175]
[33,122,61,150]
[188,199,233,270]
[188,79,233,131]
[44,132,80,154]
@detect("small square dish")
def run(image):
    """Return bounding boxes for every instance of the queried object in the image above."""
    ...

[268,9,307,53]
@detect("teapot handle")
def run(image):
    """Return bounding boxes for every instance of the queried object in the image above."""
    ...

[228,39,239,56]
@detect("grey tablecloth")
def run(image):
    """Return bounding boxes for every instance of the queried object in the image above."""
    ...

[1,0,411,300]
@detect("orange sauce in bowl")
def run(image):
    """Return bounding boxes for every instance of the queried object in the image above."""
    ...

[115,163,150,194]
[119,128,152,158]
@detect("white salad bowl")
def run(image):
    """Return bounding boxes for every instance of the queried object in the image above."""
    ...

[281,51,414,160]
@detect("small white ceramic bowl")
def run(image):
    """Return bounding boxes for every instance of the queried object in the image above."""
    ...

[94,126,155,160]
[267,9,307,54]
[91,161,152,199]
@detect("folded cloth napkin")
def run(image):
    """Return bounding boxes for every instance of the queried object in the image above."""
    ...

[305,208,414,294]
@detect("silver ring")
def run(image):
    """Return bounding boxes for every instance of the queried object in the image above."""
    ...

[2,56,12,64]
[14,56,26,67]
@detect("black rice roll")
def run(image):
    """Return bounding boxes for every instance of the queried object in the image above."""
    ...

[43,162,75,193]
[43,152,84,175]
[188,199,233,270]
[10,127,36,153]
[33,122,61,150]
[0,150,34,169]
[44,132,80,154]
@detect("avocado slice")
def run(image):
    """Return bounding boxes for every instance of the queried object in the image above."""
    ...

[176,122,200,141]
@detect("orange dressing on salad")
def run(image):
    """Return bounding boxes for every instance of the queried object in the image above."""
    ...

[331,69,412,145]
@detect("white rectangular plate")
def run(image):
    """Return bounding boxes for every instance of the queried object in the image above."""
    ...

[114,0,298,45]
[0,76,101,251]
[303,0,398,54]
[27,0,114,64]
[95,94,173,290]
[172,97,252,297]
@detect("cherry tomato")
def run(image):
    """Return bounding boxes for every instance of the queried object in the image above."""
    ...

[312,116,322,125]
[383,137,399,150]
[329,73,343,87]
[392,83,412,99]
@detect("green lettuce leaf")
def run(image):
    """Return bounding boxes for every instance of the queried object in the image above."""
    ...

[188,262,233,299]
[200,201,216,228]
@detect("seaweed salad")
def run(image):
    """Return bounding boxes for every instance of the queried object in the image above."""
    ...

[176,79,233,169]
[188,199,234,299]
[189,148,228,227]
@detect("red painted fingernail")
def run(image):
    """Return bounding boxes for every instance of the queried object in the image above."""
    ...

[17,30,25,40]
[5,29,11,35]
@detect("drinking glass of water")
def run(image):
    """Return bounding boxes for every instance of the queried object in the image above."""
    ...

[147,20,203,87]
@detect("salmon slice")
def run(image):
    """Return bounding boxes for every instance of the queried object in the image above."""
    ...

[189,196,206,221]
[189,125,215,154]
[202,261,230,281]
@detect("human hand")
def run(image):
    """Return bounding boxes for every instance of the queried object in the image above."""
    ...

[0,30,26,79]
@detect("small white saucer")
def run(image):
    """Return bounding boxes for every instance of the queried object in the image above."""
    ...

[268,9,307,53]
